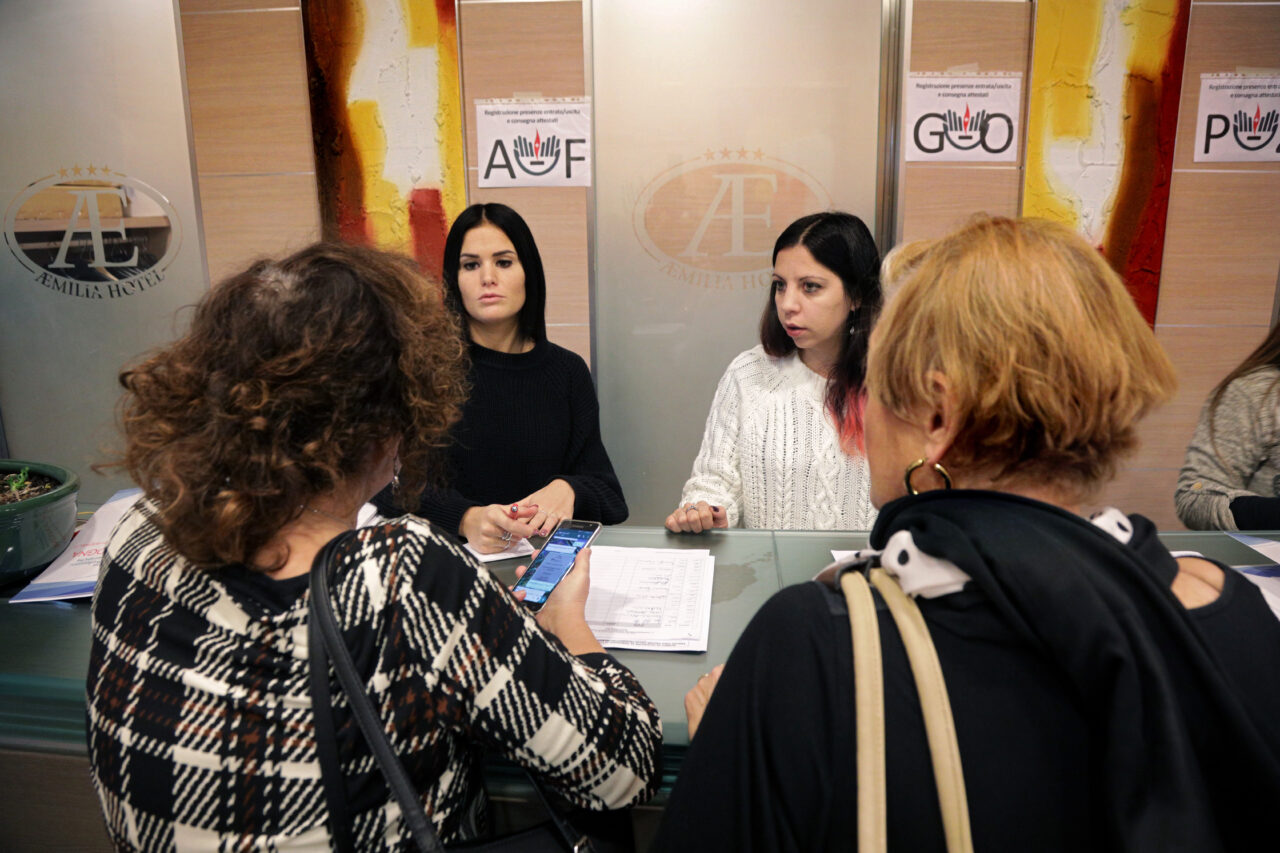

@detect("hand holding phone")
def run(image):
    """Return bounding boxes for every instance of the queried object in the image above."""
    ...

[511,519,602,610]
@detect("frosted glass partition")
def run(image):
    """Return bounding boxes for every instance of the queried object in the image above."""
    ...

[592,0,884,525]
[0,1,207,503]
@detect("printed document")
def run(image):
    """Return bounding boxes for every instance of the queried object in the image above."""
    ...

[584,545,714,652]
[1225,533,1280,620]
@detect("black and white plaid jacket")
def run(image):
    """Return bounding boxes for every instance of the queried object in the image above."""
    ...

[87,500,661,850]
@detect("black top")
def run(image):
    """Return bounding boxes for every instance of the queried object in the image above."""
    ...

[376,339,628,534]
[656,491,1280,852]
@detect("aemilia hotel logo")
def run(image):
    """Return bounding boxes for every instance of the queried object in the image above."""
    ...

[633,149,831,290]
[4,165,180,299]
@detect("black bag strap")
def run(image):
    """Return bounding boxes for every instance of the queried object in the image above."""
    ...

[309,532,443,853]
[308,605,358,852]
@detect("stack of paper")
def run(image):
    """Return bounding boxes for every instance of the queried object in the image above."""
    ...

[1226,533,1280,620]
[583,545,714,652]
[11,487,142,603]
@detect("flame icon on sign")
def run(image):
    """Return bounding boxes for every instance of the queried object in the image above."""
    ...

[1232,104,1279,150]
[513,130,561,176]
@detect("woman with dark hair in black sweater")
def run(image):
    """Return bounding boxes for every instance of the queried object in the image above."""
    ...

[375,202,627,552]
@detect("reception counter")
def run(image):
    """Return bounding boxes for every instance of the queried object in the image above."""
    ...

[0,525,1276,845]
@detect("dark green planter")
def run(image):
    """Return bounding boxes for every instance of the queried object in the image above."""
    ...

[0,460,80,583]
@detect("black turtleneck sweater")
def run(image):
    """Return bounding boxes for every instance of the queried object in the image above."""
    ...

[375,339,628,535]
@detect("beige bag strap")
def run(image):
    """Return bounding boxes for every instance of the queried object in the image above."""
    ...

[840,569,887,853]
[870,567,975,853]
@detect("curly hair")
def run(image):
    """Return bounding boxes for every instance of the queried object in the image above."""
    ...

[109,242,468,569]
[866,215,1176,503]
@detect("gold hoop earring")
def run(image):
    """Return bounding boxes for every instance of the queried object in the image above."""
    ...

[903,458,952,495]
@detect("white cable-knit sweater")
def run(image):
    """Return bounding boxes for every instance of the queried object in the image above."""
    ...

[680,345,876,530]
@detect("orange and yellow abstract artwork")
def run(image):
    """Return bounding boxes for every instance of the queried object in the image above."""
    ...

[303,0,466,280]
[1023,0,1190,325]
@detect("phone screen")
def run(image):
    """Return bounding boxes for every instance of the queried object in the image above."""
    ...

[512,520,600,607]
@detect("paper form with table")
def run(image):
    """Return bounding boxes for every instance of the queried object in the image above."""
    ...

[583,545,714,652]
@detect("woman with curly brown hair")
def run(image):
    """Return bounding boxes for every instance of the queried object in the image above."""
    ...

[85,243,661,850]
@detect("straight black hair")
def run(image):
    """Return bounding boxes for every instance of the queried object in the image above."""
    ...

[759,211,882,439]
[442,203,547,343]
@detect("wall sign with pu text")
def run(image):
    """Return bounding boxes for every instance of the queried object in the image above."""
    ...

[905,73,1022,163]
[475,98,591,188]
[1194,74,1280,162]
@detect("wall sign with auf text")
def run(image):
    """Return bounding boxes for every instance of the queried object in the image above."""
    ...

[475,98,591,188]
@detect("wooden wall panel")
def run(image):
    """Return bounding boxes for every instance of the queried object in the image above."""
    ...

[199,175,321,282]
[181,0,283,12]
[900,165,1022,242]
[1173,3,1280,172]
[545,323,591,360]
[459,0,590,364]
[1089,468,1182,530]
[910,0,1032,80]
[178,1,320,285]
[181,10,315,175]
[1157,171,1280,327]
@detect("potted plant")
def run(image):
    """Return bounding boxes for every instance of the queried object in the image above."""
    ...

[0,459,80,585]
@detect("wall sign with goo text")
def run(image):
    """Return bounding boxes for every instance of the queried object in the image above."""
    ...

[475,98,591,188]
[905,73,1022,163]
[1195,74,1280,162]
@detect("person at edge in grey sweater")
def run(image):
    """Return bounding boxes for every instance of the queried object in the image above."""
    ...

[1176,322,1280,530]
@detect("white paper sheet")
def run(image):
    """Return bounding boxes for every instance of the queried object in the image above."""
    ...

[1219,533,1280,619]
[11,487,142,603]
[465,538,535,563]
[583,545,714,652]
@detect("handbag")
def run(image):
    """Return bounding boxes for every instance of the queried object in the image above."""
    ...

[307,531,594,852]
[839,562,974,853]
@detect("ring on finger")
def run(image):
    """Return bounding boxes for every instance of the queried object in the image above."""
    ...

[684,503,697,511]
[501,530,512,543]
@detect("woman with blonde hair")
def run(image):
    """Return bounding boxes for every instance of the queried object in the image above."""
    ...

[86,243,660,850]
[657,216,1280,851]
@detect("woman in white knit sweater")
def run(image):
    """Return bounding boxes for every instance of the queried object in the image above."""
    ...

[666,212,882,532]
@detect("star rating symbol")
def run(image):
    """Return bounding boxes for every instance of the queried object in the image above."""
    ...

[704,148,716,160]
[58,167,68,178]
[737,147,749,159]
[754,149,764,160]
[719,147,732,159]
[71,164,82,176]
[87,163,97,176]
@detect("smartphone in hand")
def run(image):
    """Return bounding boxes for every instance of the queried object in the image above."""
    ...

[512,519,602,610]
